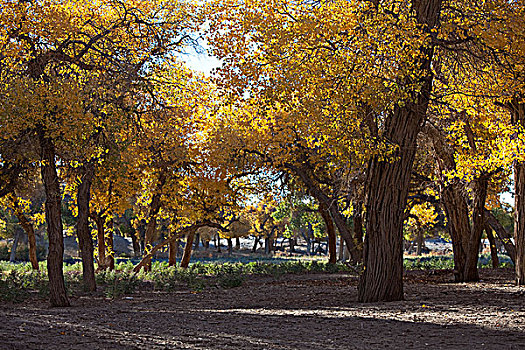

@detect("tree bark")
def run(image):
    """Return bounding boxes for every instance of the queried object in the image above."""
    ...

[13,200,39,270]
[485,225,499,268]
[510,100,525,285]
[39,132,69,307]
[143,172,166,272]
[131,232,140,257]
[485,210,516,263]
[92,213,107,271]
[462,176,489,282]
[168,239,178,266]
[76,163,96,291]
[9,230,21,262]
[319,202,337,264]
[235,237,241,250]
[227,238,233,255]
[358,0,442,302]
[180,228,197,268]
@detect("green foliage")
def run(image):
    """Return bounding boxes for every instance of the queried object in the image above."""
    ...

[96,270,139,299]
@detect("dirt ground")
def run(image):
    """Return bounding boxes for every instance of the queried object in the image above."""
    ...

[1,268,524,350]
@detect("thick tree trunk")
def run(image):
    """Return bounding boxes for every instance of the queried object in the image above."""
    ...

[235,237,241,250]
[143,172,166,272]
[319,202,337,264]
[486,225,499,268]
[358,0,441,302]
[511,98,525,285]
[168,239,178,266]
[180,228,197,268]
[416,227,424,256]
[441,182,470,281]
[227,238,233,255]
[462,177,489,282]
[515,160,525,285]
[76,163,96,291]
[252,236,259,253]
[39,132,69,307]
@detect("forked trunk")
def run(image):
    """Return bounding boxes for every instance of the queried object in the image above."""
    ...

[76,163,96,291]
[357,0,441,303]
[39,132,69,307]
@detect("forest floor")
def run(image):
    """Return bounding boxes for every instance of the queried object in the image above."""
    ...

[0,268,524,350]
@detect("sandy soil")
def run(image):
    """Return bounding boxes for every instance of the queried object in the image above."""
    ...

[1,269,524,350]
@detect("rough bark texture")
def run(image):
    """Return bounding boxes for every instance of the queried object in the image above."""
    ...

[180,229,197,269]
[76,164,96,291]
[511,100,525,285]
[485,225,500,268]
[440,181,470,282]
[462,177,489,282]
[93,214,107,271]
[358,0,442,303]
[143,172,166,272]
[169,239,178,266]
[319,202,337,264]
[39,132,70,307]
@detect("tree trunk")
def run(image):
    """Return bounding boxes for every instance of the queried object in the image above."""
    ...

[193,232,200,251]
[217,233,222,252]
[288,163,362,262]
[39,132,69,307]
[416,225,424,256]
[358,0,442,302]
[93,214,107,271]
[252,236,259,253]
[143,172,166,272]
[338,236,344,261]
[9,230,21,262]
[227,238,233,255]
[235,237,240,250]
[13,203,39,270]
[511,98,525,285]
[289,237,296,253]
[319,202,337,264]
[483,210,515,263]
[168,239,178,266]
[76,163,96,291]
[180,229,197,268]
[486,225,499,268]
[131,232,140,257]
[462,176,489,282]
